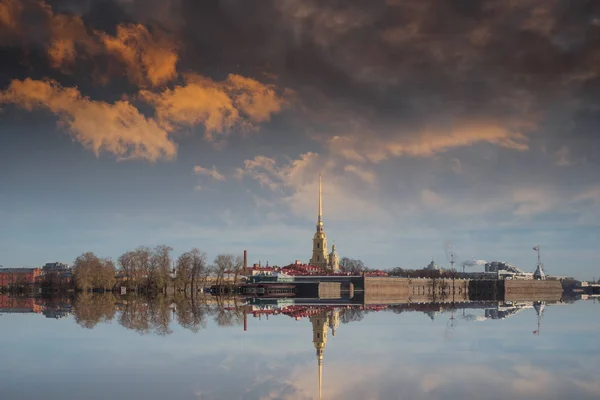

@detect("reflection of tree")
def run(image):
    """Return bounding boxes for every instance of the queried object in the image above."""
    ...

[148,296,173,336]
[213,297,247,327]
[118,296,174,336]
[340,308,367,324]
[72,292,117,329]
[71,293,248,334]
[173,294,208,333]
[118,298,152,334]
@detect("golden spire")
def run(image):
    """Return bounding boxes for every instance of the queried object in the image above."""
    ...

[318,173,323,227]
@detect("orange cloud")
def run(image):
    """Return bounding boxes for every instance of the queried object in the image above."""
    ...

[140,74,285,141]
[193,165,226,181]
[329,123,529,163]
[47,12,94,69]
[0,0,22,40]
[0,0,177,87]
[0,78,177,161]
[99,24,178,87]
[225,74,285,123]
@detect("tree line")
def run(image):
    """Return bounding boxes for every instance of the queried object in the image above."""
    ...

[67,245,245,293]
[40,249,368,292]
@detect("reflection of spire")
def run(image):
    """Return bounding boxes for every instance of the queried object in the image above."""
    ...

[311,310,329,400]
[533,301,545,336]
[318,356,323,400]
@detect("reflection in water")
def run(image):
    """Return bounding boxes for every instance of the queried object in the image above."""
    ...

[1,294,598,399]
[0,293,563,336]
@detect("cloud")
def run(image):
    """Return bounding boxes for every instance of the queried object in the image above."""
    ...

[0,73,285,161]
[0,0,178,87]
[0,78,177,161]
[46,10,94,69]
[98,23,178,87]
[0,0,23,43]
[193,165,225,181]
[140,73,285,141]
[329,123,529,164]
[343,165,377,184]
[236,152,386,224]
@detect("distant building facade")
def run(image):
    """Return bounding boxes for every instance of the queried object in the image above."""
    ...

[42,262,73,285]
[0,268,42,288]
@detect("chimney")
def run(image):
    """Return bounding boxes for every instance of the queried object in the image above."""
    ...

[243,250,248,275]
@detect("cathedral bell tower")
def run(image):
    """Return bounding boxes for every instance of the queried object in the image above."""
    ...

[310,174,329,269]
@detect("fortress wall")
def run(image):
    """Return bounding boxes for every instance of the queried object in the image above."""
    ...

[363,277,469,304]
[318,282,342,299]
[504,280,563,302]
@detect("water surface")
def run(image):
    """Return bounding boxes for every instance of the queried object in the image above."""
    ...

[1,297,599,400]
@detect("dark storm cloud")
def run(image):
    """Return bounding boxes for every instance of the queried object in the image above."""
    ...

[2,0,600,158]
[117,0,597,154]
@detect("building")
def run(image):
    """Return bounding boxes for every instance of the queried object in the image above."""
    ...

[484,261,533,280]
[308,174,341,273]
[0,268,42,288]
[328,245,340,272]
[42,262,71,272]
[42,262,73,284]
[247,266,275,276]
[310,174,329,269]
[425,259,440,271]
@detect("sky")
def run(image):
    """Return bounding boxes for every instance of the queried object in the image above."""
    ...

[0,0,599,279]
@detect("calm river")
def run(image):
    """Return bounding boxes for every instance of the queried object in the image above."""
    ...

[1,296,599,400]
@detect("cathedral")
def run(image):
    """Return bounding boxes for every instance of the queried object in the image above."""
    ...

[309,174,340,273]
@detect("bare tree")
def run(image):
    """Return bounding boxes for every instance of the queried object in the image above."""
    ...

[73,252,102,291]
[175,252,193,294]
[133,247,152,291]
[118,251,135,288]
[190,249,207,295]
[341,258,366,274]
[151,245,172,293]
[213,254,234,286]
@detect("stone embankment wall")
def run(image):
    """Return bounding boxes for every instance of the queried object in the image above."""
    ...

[363,277,469,305]
[469,279,564,301]
[318,282,342,299]
[505,279,563,302]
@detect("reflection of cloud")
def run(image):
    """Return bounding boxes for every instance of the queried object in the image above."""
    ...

[276,358,600,400]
